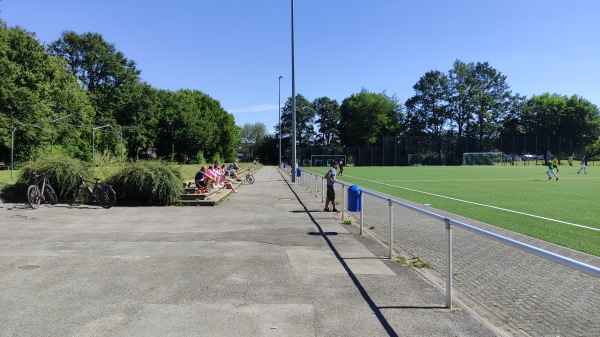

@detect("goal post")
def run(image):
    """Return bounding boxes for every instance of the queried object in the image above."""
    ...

[309,155,346,167]
[407,153,446,166]
[462,152,505,165]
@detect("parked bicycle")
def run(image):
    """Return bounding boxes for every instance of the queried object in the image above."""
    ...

[27,173,57,209]
[245,171,255,184]
[66,172,116,209]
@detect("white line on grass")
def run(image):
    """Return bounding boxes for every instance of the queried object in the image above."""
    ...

[349,175,600,232]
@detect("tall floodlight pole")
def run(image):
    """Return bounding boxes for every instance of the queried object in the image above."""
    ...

[291,0,297,182]
[278,75,283,168]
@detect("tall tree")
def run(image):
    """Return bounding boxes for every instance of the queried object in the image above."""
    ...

[239,122,268,159]
[280,94,316,147]
[404,70,450,138]
[313,96,341,146]
[0,21,92,162]
[470,62,513,144]
[47,31,141,123]
[339,89,401,146]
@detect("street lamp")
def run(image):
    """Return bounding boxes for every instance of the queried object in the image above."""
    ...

[291,0,297,182]
[278,75,283,168]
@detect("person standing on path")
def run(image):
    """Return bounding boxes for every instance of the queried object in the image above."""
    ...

[324,162,339,212]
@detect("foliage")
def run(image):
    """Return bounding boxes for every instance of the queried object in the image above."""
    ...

[339,89,402,146]
[280,94,316,148]
[239,122,268,159]
[107,160,183,205]
[313,96,341,146]
[254,135,278,165]
[15,154,90,198]
[0,21,94,163]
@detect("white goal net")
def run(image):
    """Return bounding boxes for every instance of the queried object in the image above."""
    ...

[462,152,505,165]
[309,155,346,167]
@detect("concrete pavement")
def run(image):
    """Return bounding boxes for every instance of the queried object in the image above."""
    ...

[2,166,512,336]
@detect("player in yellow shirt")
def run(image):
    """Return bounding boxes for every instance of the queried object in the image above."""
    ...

[550,157,559,173]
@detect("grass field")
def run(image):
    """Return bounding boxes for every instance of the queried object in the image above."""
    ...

[305,165,600,257]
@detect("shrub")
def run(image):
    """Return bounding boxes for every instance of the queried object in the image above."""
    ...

[108,160,183,205]
[16,154,90,199]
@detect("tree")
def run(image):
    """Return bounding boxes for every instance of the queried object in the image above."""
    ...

[313,96,341,146]
[339,89,401,146]
[280,94,316,147]
[239,122,268,159]
[521,93,600,154]
[0,21,93,163]
[470,62,513,144]
[404,70,450,138]
[47,31,141,123]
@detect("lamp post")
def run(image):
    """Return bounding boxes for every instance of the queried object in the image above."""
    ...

[291,0,297,182]
[278,75,283,168]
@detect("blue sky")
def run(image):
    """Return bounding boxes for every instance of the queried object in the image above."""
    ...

[2,0,599,134]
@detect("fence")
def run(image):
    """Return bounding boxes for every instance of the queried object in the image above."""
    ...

[291,168,600,335]
[290,135,598,167]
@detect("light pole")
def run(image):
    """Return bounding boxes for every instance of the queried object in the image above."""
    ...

[278,75,283,168]
[291,0,297,182]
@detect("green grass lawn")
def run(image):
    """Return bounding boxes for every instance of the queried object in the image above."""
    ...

[305,165,600,257]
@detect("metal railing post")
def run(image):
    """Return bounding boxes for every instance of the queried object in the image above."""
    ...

[342,184,345,220]
[389,199,394,259]
[315,174,318,198]
[445,218,453,309]
[359,190,364,235]
[321,177,324,203]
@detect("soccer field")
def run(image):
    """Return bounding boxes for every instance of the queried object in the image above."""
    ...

[307,165,600,257]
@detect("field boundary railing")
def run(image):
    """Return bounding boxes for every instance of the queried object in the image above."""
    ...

[293,168,600,309]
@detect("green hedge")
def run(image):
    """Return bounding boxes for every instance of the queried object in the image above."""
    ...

[108,160,183,205]
[16,154,91,199]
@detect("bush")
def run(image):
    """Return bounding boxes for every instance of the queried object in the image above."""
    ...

[16,154,91,199]
[108,160,183,205]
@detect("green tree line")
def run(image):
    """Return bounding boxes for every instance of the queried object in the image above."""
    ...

[1,21,239,165]
[258,60,599,164]
[2,19,598,167]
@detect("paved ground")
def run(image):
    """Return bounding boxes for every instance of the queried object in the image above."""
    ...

[0,166,507,337]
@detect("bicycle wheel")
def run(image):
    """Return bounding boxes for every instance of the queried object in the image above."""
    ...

[44,185,58,205]
[246,174,255,184]
[67,186,88,206]
[27,185,41,209]
[97,185,116,209]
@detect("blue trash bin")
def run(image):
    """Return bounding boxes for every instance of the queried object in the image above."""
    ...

[347,185,361,211]
[296,168,302,177]
[283,163,286,168]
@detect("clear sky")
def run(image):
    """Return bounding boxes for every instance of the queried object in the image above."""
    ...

[2,0,599,134]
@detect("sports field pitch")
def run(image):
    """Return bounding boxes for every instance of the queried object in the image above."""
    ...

[307,165,599,257]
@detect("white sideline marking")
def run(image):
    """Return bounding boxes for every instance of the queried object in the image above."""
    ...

[349,175,600,232]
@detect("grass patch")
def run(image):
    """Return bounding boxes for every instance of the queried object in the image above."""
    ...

[304,165,600,256]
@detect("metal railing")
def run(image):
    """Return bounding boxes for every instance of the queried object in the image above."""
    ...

[293,168,600,309]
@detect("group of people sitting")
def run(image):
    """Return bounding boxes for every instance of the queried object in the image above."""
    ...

[194,160,241,193]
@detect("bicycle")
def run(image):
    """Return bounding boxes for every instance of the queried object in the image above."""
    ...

[245,171,255,184]
[66,172,116,209]
[27,173,57,209]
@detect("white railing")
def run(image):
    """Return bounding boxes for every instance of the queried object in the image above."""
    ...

[293,168,600,309]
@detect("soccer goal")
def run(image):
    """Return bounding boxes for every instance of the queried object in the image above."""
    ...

[462,152,505,165]
[408,154,446,166]
[309,155,346,167]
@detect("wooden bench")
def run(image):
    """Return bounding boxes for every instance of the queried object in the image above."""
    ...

[0,162,9,170]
